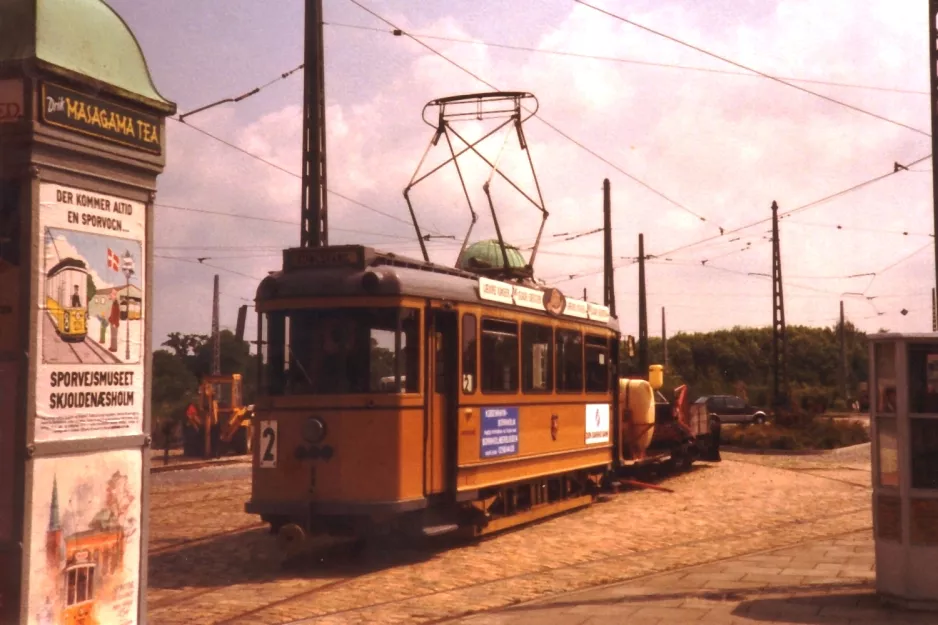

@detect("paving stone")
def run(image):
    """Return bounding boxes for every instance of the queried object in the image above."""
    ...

[146,453,882,624]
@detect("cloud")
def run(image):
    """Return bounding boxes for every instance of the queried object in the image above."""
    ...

[142,0,934,346]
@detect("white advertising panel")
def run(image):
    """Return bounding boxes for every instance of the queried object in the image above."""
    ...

[585,403,610,445]
[34,183,145,442]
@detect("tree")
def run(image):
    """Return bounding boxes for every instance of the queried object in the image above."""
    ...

[162,332,207,358]
[86,274,97,303]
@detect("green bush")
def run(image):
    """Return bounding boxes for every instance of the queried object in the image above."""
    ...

[721,419,868,451]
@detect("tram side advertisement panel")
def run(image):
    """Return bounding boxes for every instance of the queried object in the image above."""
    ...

[34,183,145,442]
[25,448,143,625]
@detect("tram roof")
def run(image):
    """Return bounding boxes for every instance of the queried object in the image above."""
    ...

[256,245,619,332]
[47,258,88,276]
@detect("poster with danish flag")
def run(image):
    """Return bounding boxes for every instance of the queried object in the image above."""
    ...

[33,182,146,445]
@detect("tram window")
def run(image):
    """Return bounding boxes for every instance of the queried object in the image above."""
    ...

[522,323,553,393]
[261,307,419,395]
[481,318,519,393]
[585,335,609,393]
[462,314,477,394]
[555,329,583,392]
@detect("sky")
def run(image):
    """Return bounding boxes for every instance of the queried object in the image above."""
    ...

[104,0,937,349]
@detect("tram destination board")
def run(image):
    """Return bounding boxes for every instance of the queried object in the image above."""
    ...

[283,246,367,271]
[40,82,162,154]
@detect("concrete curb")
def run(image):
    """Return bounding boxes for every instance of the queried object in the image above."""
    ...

[150,456,250,473]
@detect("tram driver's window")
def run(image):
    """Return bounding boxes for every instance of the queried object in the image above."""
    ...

[556,329,583,392]
[481,318,518,393]
[585,335,609,393]
[462,314,477,394]
[908,343,938,413]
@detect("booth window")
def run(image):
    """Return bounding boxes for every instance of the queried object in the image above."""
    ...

[908,344,938,413]
[522,323,553,392]
[875,342,897,414]
[481,318,519,393]
[911,418,938,489]
[876,416,900,488]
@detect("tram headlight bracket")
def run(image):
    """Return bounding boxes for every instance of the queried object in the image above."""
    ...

[302,416,327,444]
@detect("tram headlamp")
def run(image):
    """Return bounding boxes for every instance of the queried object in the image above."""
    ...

[361,270,381,293]
[302,417,327,444]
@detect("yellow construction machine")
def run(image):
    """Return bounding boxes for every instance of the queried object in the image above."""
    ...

[182,373,253,458]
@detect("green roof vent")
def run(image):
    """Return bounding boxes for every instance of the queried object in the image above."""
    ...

[457,239,531,279]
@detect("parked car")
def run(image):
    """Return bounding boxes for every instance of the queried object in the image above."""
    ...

[695,394,768,425]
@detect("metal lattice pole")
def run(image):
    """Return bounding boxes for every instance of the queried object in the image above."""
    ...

[300,0,328,248]
[771,201,788,407]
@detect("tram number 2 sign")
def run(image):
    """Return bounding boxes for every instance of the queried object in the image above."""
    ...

[259,420,278,468]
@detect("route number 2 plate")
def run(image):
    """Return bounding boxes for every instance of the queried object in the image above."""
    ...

[259,420,278,468]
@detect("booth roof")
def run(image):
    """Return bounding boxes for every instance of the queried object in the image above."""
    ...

[0,0,173,109]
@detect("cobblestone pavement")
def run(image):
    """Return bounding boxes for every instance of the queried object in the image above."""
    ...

[147,446,877,625]
[449,530,936,625]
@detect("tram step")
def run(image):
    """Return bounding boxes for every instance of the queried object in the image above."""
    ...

[421,523,460,537]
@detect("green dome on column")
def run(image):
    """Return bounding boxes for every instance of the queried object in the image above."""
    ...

[457,239,528,272]
[0,0,173,108]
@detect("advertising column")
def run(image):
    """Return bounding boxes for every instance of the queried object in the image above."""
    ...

[25,184,146,625]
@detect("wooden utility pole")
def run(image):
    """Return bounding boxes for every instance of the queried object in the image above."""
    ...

[212,274,220,376]
[840,300,848,400]
[603,179,616,317]
[662,307,668,368]
[930,1,938,314]
[638,233,648,375]
[301,0,328,247]
[931,289,938,332]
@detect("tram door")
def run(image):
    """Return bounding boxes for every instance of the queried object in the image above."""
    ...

[428,309,459,497]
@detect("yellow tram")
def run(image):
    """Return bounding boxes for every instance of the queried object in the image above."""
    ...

[61,549,98,625]
[245,244,687,550]
[46,258,89,342]
[119,294,142,321]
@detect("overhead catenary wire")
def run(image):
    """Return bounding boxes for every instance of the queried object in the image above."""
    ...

[574,0,931,138]
[344,0,718,230]
[155,201,429,240]
[325,21,928,96]
[166,117,442,233]
[553,153,932,283]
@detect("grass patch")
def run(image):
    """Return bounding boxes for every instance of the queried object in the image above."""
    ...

[721,417,869,451]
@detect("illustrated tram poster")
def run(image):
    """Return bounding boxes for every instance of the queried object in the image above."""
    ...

[34,183,145,442]
[25,448,142,625]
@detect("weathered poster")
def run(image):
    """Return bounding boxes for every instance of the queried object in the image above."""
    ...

[25,449,142,625]
[35,183,145,442]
